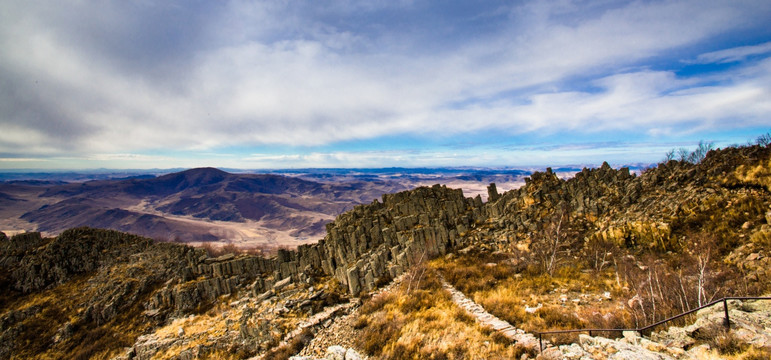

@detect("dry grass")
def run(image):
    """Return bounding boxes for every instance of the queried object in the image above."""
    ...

[736,158,771,191]
[155,303,232,340]
[263,328,314,360]
[686,343,771,360]
[354,264,533,359]
[436,251,634,340]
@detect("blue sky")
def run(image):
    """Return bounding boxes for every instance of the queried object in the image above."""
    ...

[1,0,770,169]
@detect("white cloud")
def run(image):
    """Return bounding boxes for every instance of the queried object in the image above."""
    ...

[695,41,771,64]
[0,0,770,167]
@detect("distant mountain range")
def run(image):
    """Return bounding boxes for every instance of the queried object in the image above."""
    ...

[0,167,533,247]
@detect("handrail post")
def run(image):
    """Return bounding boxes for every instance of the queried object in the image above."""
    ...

[531,297,770,350]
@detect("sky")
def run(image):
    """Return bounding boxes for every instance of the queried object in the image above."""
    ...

[1,0,770,170]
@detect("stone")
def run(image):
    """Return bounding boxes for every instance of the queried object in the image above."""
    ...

[346,267,360,295]
[622,330,640,345]
[215,253,235,262]
[274,276,292,291]
[488,183,500,202]
[257,290,275,301]
[344,348,363,360]
[326,345,347,360]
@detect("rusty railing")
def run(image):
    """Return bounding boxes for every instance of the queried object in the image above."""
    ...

[535,296,771,352]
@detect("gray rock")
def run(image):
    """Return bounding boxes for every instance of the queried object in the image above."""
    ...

[274,276,292,291]
[346,267,360,295]
[326,345,347,360]
[345,348,363,360]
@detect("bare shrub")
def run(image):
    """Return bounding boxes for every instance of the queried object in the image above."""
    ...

[264,328,314,360]
[756,132,771,147]
[665,140,715,164]
[693,325,748,356]
[529,202,583,276]
[356,311,406,356]
[620,232,733,326]
[584,236,619,273]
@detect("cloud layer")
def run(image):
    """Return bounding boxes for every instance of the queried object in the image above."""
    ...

[1,0,770,168]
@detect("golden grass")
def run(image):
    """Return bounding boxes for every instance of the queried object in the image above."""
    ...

[435,251,634,341]
[736,158,771,191]
[687,345,771,360]
[354,265,535,359]
[150,300,246,360]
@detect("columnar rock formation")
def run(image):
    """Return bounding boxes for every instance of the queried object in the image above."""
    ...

[139,184,486,315]
[228,184,485,296]
[315,185,483,294]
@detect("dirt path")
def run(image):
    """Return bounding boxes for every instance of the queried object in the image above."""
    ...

[438,275,543,351]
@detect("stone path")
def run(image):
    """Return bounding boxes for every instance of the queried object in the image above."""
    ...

[438,275,543,351]
[249,300,357,360]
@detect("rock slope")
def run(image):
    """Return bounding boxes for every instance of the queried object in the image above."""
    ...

[1,143,770,359]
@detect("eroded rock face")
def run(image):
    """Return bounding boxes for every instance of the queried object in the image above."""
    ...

[1,229,158,293]
[303,185,484,295]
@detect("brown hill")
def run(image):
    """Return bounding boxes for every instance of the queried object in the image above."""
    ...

[3,168,406,246]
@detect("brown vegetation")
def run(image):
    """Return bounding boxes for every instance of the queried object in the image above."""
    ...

[353,264,531,359]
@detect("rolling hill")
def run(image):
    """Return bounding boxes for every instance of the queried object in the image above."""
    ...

[3,168,407,247]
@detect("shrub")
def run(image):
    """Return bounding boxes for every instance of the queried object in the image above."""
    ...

[263,328,314,360]
[693,325,749,356]
[359,291,397,316]
[742,346,771,360]
[356,311,405,356]
[536,306,585,329]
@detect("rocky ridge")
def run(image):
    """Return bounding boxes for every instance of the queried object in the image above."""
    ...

[1,143,770,359]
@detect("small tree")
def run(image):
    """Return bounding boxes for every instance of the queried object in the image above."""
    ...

[530,203,576,276]
[667,140,715,164]
[684,232,719,306]
[756,133,771,147]
[664,149,675,162]
[688,140,714,163]
[585,236,618,273]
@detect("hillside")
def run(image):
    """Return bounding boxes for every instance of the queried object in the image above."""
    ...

[0,168,530,248]
[1,168,409,247]
[1,142,770,359]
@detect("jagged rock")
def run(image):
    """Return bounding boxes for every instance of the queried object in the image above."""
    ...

[131,334,179,360]
[537,343,587,360]
[346,267,360,295]
[215,253,235,262]
[274,276,292,291]
[488,183,500,202]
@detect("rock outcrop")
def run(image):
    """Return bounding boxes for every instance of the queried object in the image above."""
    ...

[311,185,483,295]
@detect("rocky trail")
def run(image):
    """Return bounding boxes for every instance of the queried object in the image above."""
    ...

[438,275,542,351]
[439,274,771,359]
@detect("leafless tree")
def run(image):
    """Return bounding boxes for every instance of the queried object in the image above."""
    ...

[757,132,771,147]
[531,203,575,276]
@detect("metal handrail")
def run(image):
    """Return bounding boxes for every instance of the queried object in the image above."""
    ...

[535,296,771,352]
